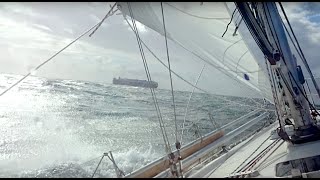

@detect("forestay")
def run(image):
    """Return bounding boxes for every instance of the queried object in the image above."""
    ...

[117,2,273,103]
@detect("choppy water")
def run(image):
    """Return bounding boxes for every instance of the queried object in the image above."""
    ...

[0,73,274,177]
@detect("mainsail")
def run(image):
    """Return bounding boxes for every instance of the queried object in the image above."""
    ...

[117,2,273,102]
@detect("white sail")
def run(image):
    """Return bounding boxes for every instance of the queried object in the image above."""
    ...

[117,2,273,102]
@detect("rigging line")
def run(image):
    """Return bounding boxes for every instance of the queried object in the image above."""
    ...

[279,2,320,99]
[248,140,284,172]
[127,4,172,154]
[184,104,235,132]
[0,7,118,97]
[180,64,206,144]
[233,17,243,36]
[164,2,230,20]
[255,150,287,171]
[124,17,210,95]
[234,10,241,25]
[221,38,243,64]
[128,11,171,152]
[89,2,118,37]
[305,80,316,107]
[222,8,237,37]
[129,13,171,153]
[160,2,179,144]
[127,2,172,152]
[279,15,320,106]
[105,153,126,177]
[239,138,281,172]
[234,50,249,76]
[91,154,105,178]
[280,17,305,66]
[232,134,271,174]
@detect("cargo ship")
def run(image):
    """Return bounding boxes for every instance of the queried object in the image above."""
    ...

[112,77,158,88]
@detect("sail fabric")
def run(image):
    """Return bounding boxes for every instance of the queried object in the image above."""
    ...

[117,2,273,103]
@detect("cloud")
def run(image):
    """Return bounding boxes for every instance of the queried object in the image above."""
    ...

[279,3,320,70]
[32,24,53,32]
[1,2,42,17]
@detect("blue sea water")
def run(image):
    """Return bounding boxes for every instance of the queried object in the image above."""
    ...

[0,73,274,177]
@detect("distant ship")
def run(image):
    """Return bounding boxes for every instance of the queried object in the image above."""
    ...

[112,77,158,88]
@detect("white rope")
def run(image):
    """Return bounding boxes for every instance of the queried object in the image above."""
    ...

[160,1,179,144]
[180,64,206,143]
[127,2,172,153]
[89,3,118,37]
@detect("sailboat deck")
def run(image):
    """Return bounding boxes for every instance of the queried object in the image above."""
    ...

[205,122,283,177]
[203,120,320,178]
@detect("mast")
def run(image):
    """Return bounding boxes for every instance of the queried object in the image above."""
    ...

[236,2,320,144]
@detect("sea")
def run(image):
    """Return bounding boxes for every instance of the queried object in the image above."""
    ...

[0,73,275,178]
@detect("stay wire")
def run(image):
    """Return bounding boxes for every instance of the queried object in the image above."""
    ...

[279,2,320,99]
[180,64,205,144]
[160,2,179,144]
[127,2,172,153]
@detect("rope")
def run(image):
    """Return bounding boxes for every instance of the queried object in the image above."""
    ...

[160,3,183,177]
[0,4,118,97]
[232,134,271,174]
[91,154,105,178]
[89,3,118,37]
[279,2,320,99]
[180,64,206,144]
[184,104,234,131]
[255,140,286,171]
[221,39,243,64]
[127,2,172,154]
[160,2,179,144]
[234,50,249,76]
[91,152,125,178]
[222,8,237,37]
[238,138,281,173]
[105,152,125,177]
[305,80,316,107]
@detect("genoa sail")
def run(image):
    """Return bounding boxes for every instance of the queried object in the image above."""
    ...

[117,2,273,103]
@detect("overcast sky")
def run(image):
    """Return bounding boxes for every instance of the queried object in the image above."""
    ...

[0,2,320,98]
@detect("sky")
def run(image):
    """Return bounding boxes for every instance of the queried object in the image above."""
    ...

[0,2,320,99]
